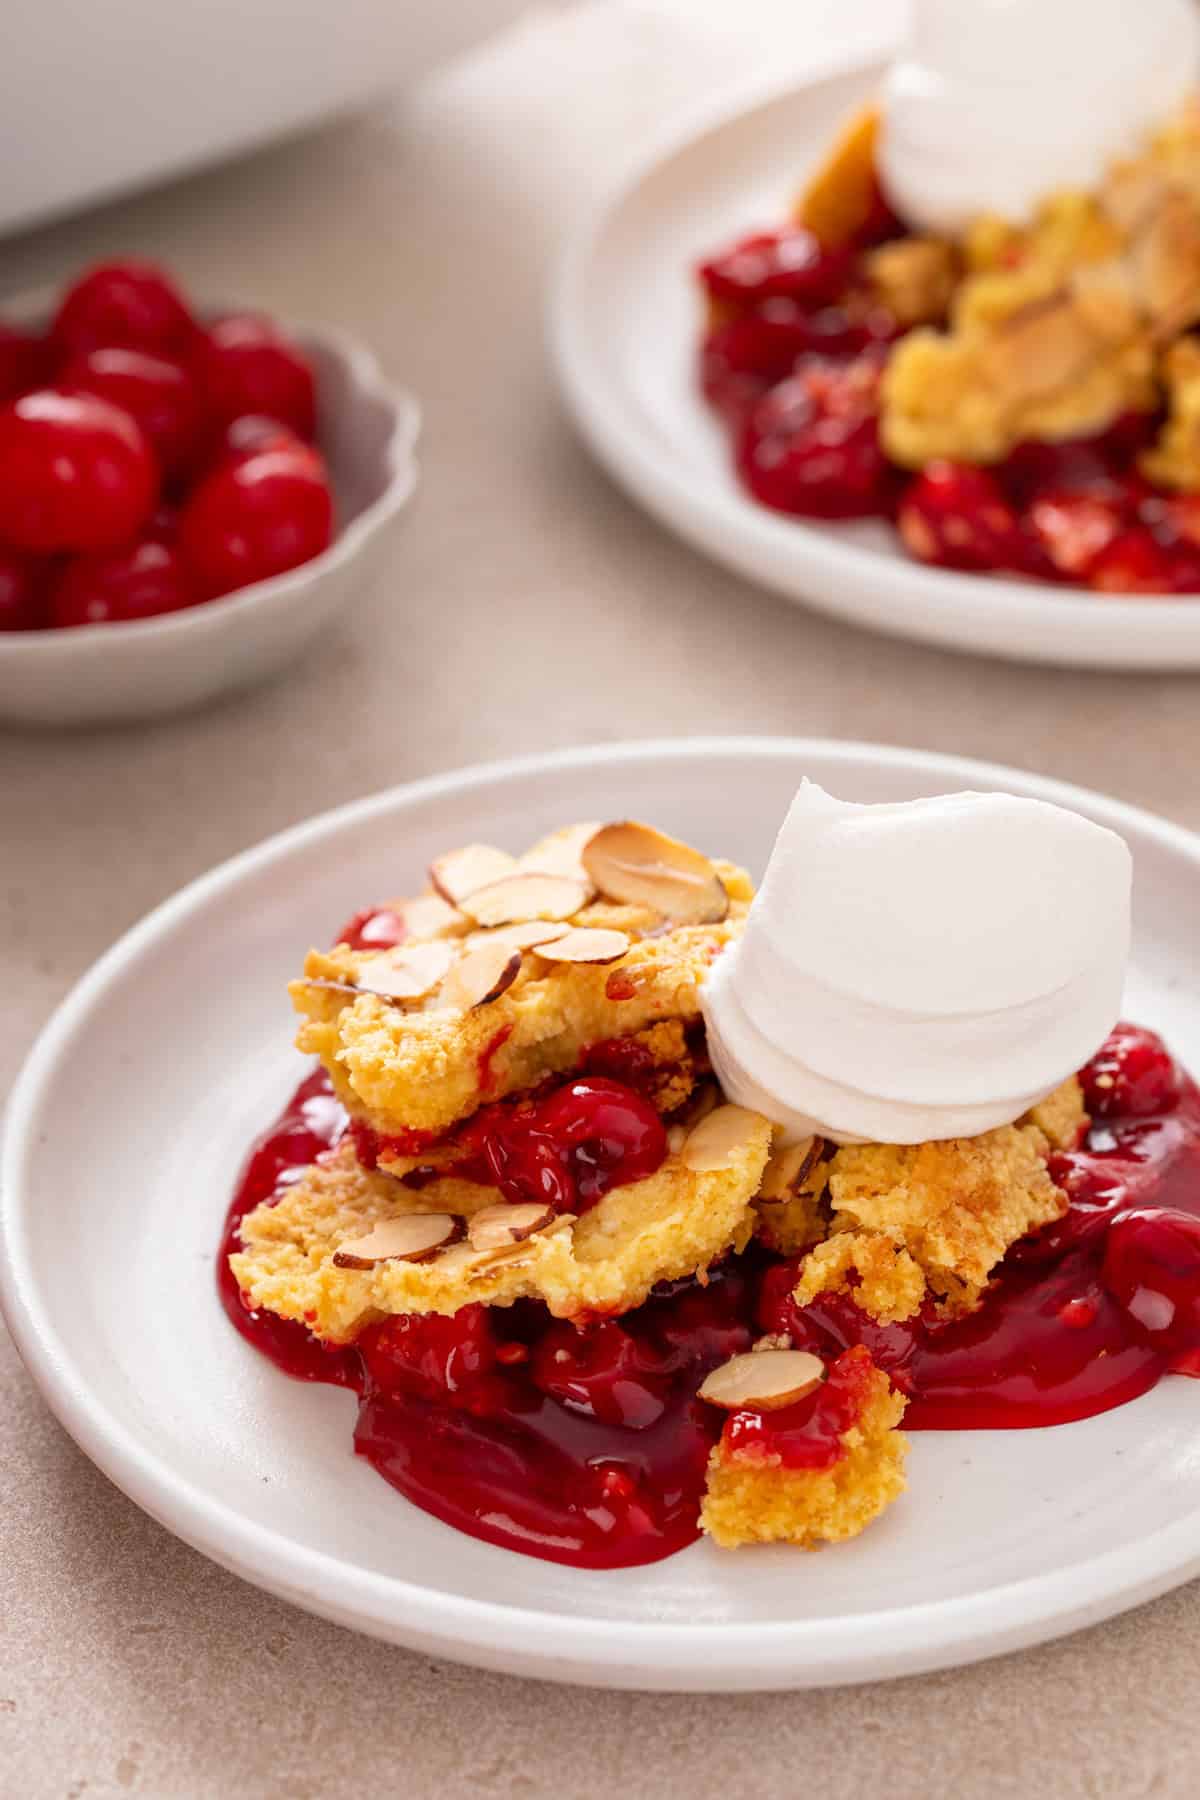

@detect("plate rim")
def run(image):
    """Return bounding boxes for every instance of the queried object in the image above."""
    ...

[5,734,1200,1691]
[549,57,1200,671]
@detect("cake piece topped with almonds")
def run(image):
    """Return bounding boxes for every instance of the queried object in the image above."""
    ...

[291,821,753,1141]
[699,1343,909,1550]
[230,1098,774,1341]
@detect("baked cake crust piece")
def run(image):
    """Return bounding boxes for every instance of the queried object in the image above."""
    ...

[230,1109,773,1341]
[292,854,753,1139]
[700,1346,909,1550]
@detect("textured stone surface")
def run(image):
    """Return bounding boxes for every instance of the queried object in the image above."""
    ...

[3,3,1200,1793]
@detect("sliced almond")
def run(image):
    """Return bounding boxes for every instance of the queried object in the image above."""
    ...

[759,1135,825,1203]
[531,926,630,965]
[698,1348,826,1412]
[394,893,467,940]
[582,821,728,924]
[467,920,572,953]
[520,822,602,887]
[460,871,587,929]
[437,940,523,1011]
[467,1202,556,1251]
[680,1104,765,1173]
[332,1213,462,1269]
[357,940,458,1001]
[429,844,517,906]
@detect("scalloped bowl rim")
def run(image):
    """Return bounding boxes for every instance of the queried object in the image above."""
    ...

[0,302,420,654]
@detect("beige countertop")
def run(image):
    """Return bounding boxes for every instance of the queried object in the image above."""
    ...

[3,5,1200,1794]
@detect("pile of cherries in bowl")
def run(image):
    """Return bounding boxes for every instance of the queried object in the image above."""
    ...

[0,259,335,631]
[698,223,1200,595]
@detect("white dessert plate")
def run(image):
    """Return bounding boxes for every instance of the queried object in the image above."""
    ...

[551,55,1200,670]
[4,738,1200,1692]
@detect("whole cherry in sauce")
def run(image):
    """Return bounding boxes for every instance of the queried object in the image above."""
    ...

[1082,1023,1178,1118]
[736,353,889,519]
[0,390,157,553]
[698,228,854,309]
[51,259,197,359]
[1102,1208,1200,1371]
[898,461,1049,577]
[530,1318,677,1427]
[461,1076,667,1212]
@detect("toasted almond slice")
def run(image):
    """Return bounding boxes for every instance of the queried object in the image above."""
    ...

[532,926,631,965]
[698,1348,826,1412]
[467,920,572,953]
[520,822,603,887]
[332,1213,462,1269]
[438,941,523,1011]
[430,844,517,906]
[582,821,729,924]
[461,871,587,929]
[759,1135,825,1203]
[394,893,467,940]
[467,1202,557,1251]
[357,941,458,1001]
[680,1104,765,1172]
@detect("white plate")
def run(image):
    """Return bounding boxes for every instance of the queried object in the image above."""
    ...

[551,57,1200,671]
[4,738,1200,1692]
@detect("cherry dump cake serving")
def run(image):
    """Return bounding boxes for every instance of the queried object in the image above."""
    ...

[693,0,1200,594]
[221,795,1200,1570]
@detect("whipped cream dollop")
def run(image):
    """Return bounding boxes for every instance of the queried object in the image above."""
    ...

[877,0,1200,236]
[701,781,1131,1145]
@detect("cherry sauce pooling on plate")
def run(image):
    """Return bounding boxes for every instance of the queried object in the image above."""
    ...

[219,1023,1200,1568]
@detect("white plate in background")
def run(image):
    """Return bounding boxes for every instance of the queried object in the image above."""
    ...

[3,737,1200,1690]
[552,59,1200,670]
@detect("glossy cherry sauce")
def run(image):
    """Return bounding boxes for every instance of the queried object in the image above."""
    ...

[220,1023,1200,1566]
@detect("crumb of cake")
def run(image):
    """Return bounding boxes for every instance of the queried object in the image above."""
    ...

[793,1232,927,1324]
[700,1346,908,1550]
[1141,337,1200,490]
[865,236,958,326]
[1026,1074,1088,1150]
[880,107,1200,468]
[795,105,881,248]
[291,836,752,1139]
[818,1081,1080,1313]
[230,1110,773,1340]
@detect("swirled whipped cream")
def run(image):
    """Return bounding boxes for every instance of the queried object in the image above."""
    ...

[701,781,1130,1145]
[877,0,1200,236]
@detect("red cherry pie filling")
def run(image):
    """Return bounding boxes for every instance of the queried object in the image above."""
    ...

[221,1019,1200,1568]
[693,98,1200,595]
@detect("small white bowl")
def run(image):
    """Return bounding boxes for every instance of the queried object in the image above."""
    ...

[0,308,420,726]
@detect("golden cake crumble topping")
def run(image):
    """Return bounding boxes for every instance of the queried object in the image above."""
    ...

[226,809,1159,1570]
[292,821,752,1139]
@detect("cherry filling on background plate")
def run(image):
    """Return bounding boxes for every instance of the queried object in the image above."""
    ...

[695,219,1200,596]
[219,1019,1200,1570]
